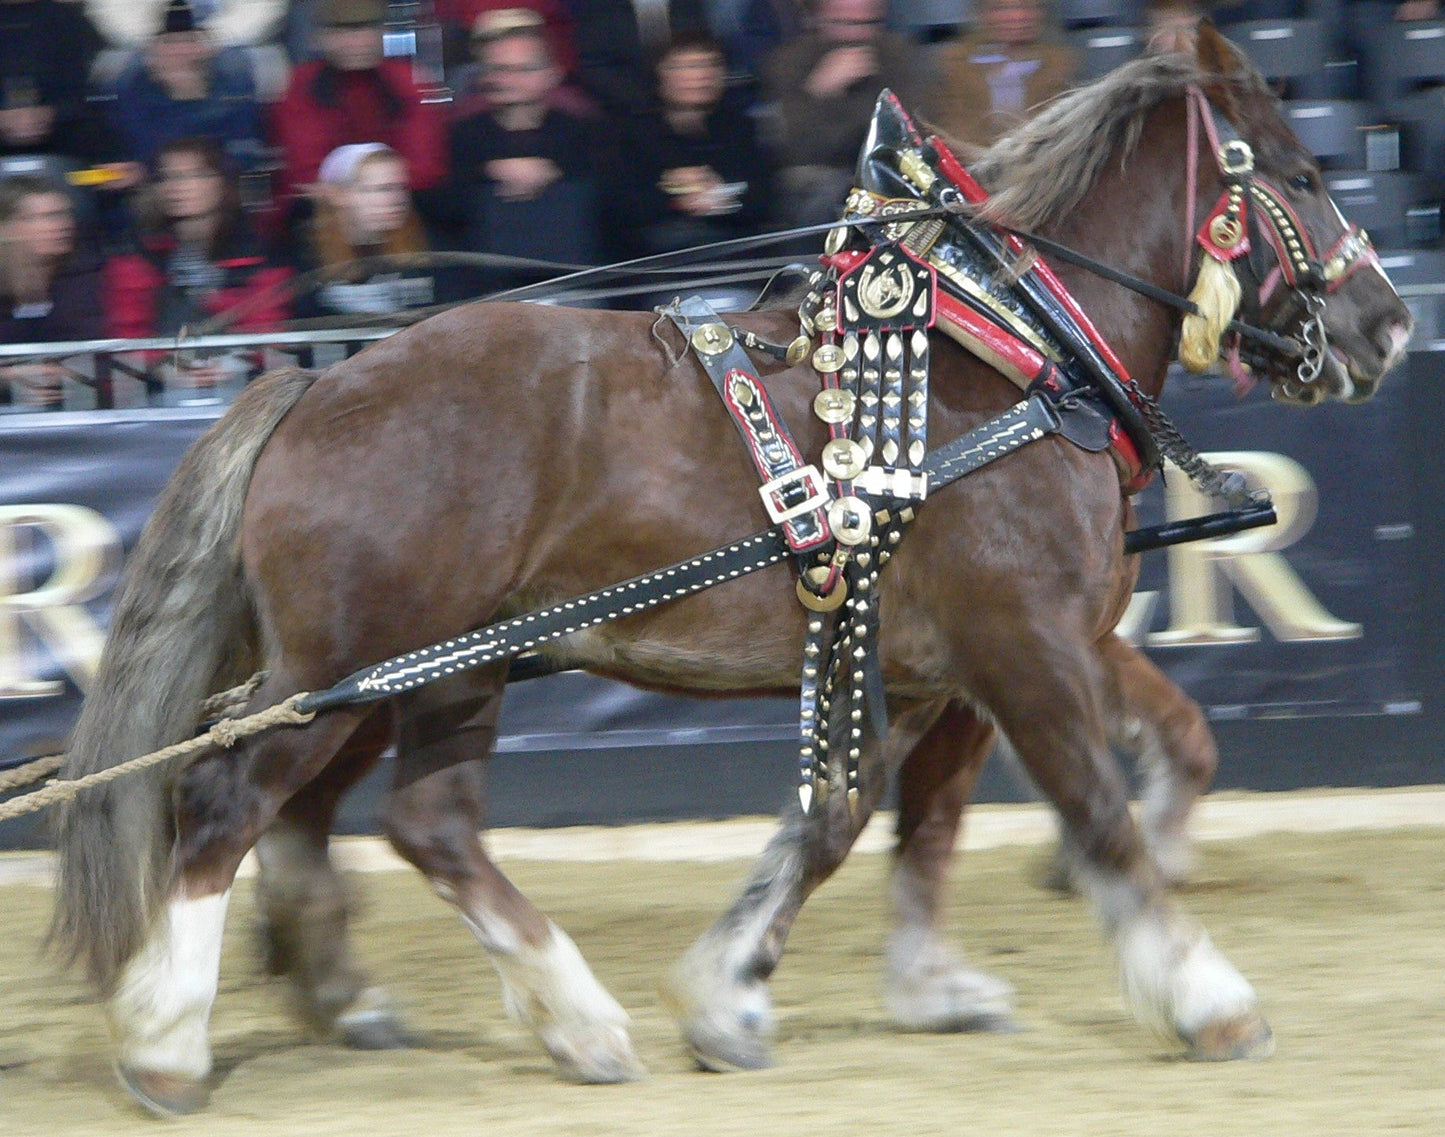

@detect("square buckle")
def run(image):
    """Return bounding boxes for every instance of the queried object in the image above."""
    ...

[759,465,829,524]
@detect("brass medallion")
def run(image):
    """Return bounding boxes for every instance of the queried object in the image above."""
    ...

[690,323,733,355]
[813,387,856,424]
[821,438,867,480]
[796,565,848,612]
[812,343,845,373]
[827,496,872,546]
[785,335,812,366]
[1209,214,1243,249]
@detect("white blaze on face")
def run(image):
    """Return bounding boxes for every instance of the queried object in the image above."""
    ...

[1326,195,1399,296]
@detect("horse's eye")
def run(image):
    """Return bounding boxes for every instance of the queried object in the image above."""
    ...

[1288,173,1314,192]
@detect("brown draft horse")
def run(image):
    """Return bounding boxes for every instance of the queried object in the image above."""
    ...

[50,29,1410,1115]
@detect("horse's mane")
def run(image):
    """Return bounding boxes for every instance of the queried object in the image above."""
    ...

[965,53,1270,232]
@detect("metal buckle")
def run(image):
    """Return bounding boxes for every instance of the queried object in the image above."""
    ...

[1219,140,1255,177]
[759,465,829,524]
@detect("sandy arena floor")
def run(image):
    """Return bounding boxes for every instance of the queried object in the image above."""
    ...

[0,799,1442,1136]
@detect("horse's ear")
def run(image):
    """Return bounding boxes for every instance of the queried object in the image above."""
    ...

[1194,18,1244,78]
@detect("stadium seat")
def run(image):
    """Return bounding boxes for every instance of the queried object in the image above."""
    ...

[1324,169,1425,248]
[1284,99,1370,168]
[1390,87,1445,196]
[1069,26,1145,82]
[1226,18,1329,84]
[1054,0,1142,30]
[1362,19,1445,107]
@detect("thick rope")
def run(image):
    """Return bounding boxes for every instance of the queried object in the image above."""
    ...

[0,693,315,823]
[0,755,64,794]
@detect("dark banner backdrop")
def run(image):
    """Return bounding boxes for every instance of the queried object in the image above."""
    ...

[3,356,1442,841]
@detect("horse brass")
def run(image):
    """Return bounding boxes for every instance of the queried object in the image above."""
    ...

[821,438,867,480]
[812,343,845,373]
[1209,214,1243,249]
[786,335,812,366]
[796,565,848,612]
[691,324,734,355]
[813,387,856,424]
[828,496,872,546]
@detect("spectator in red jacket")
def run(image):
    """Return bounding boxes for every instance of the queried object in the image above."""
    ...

[271,0,447,228]
[104,136,290,400]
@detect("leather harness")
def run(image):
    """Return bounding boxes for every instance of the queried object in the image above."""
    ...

[300,88,1321,815]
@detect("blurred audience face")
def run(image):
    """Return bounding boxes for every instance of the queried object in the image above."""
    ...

[157,149,225,222]
[148,28,214,72]
[657,45,727,112]
[983,0,1044,47]
[816,0,885,43]
[480,31,560,108]
[322,23,386,72]
[2,188,74,262]
[340,152,410,244]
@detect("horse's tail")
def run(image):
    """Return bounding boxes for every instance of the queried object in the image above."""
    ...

[49,367,321,994]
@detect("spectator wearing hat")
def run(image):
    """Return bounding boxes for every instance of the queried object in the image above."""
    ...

[103,0,268,173]
[291,141,450,318]
[84,0,287,52]
[271,0,447,228]
[428,14,600,292]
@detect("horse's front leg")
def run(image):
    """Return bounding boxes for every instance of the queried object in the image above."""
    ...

[663,700,944,1072]
[380,671,643,1084]
[885,699,1016,1033]
[986,631,1271,1060]
[1049,634,1218,890]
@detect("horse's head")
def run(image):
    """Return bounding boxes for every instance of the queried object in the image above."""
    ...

[1179,22,1413,405]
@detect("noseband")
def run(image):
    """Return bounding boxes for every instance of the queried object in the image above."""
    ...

[1184,85,1379,398]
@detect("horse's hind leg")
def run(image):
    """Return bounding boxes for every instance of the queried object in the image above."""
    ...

[108,671,373,1116]
[884,699,1015,1032]
[380,669,643,1084]
[252,707,408,1049]
[663,700,945,1072]
[984,636,1270,1061]
[1049,634,1218,890]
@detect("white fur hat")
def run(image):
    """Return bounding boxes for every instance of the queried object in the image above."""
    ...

[317,142,397,186]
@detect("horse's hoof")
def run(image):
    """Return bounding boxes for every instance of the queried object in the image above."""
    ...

[541,1025,646,1084]
[885,952,1019,1035]
[114,1063,212,1117]
[660,972,774,1073]
[338,1010,412,1051]
[683,1020,774,1073]
[1186,1012,1275,1061]
[331,986,411,1050]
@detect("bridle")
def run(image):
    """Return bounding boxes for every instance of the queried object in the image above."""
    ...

[1183,84,1379,401]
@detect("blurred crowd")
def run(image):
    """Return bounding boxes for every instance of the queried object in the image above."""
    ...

[1,0,1443,407]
